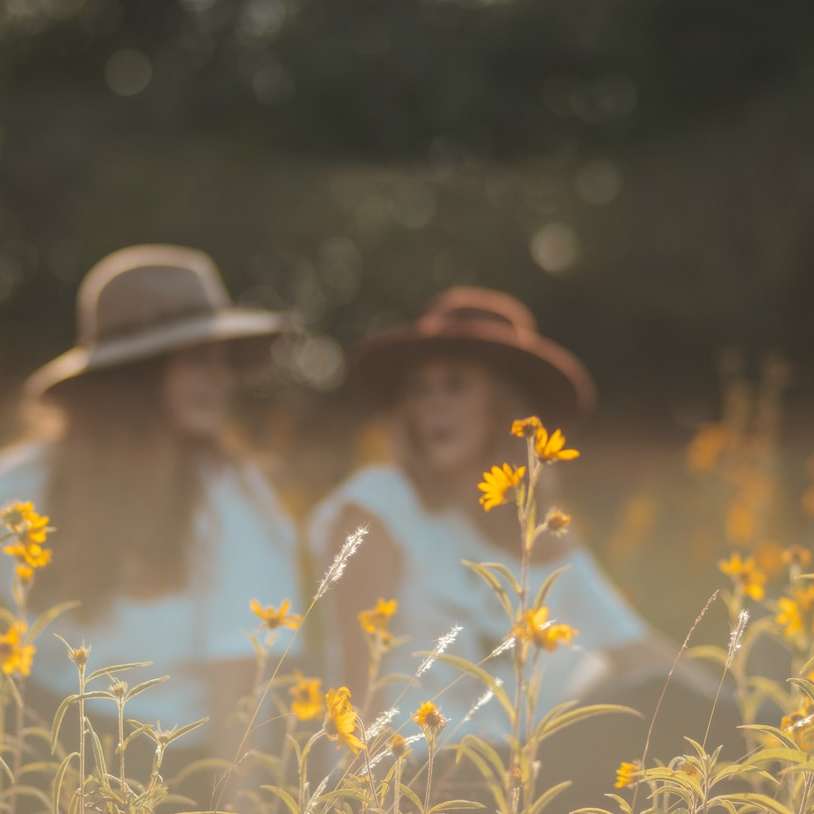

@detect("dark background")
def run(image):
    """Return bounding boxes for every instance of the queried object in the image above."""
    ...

[3,0,814,634]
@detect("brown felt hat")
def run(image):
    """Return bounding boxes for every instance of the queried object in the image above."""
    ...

[356,287,597,421]
[26,244,293,399]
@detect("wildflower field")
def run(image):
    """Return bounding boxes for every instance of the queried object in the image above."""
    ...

[2,414,814,814]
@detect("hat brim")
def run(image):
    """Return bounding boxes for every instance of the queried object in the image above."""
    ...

[355,326,597,422]
[26,307,292,400]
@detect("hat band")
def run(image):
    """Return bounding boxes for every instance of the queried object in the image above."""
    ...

[82,301,221,346]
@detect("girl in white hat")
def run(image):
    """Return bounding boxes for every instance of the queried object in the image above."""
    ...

[0,244,303,756]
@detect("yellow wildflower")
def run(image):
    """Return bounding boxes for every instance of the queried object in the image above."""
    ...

[782,702,814,751]
[477,464,526,512]
[784,545,813,569]
[718,553,766,600]
[510,416,542,438]
[544,508,572,537]
[0,622,35,678]
[775,586,814,641]
[249,598,302,631]
[1,502,49,543]
[754,541,786,579]
[514,607,578,651]
[413,701,446,733]
[777,596,804,638]
[3,541,52,570]
[614,760,640,789]
[358,598,398,642]
[686,423,728,473]
[15,565,33,585]
[324,686,364,754]
[725,502,755,545]
[390,732,410,758]
[534,426,580,463]
[290,676,323,721]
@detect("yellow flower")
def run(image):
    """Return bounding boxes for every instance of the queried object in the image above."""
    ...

[777,597,804,638]
[782,702,814,751]
[513,607,578,651]
[534,426,580,463]
[358,598,398,642]
[249,598,302,630]
[390,732,410,758]
[1,502,49,543]
[687,423,729,473]
[324,686,364,754]
[0,622,35,678]
[754,541,786,579]
[614,760,640,789]
[3,541,52,570]
[544,508,572,537]
[15,565,33,585]
[718,553,766,600]
[784,545,813,569]
[511,416,542,438]
[413,701,446,733]
[725,502,755,545]
[477,464,526,512]
[290,676,323,721]
[775,586,814,641]
[537,623,579,651]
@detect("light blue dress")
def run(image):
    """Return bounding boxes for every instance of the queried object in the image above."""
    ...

[0,443,302,736]
[309,465,647,742]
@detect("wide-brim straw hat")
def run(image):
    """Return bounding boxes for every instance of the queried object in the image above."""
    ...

[26,244,293,400]
[356,287,597,421]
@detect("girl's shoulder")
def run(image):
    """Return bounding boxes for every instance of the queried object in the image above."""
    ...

[0,441,52,506]
[308,464,422,550]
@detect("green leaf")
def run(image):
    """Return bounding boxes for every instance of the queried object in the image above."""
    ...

[686,645,728,667]
[525,780,572,814]
[533,565,571,610]
[708,793,793,814]
[460,735,505,779]
[534,704,641,741]
[0,755,13,784]
[415,652,514,722]
[167,757,234,786]
[461,561,513,617]
[739,724,798,750]
[428,801,485,814]
[52,752,78,814]
[28,603,81,642]
[259,785,299,814]
[86,661,152,683]
[85,718,110,791]
[166,717,209,744]
[49,695,79,754]
[398,783,425,813]
[478,562,522,595]
[126,676,170,700]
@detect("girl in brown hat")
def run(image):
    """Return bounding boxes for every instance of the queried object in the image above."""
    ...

[309,287,657,738]
[0,245,302,748]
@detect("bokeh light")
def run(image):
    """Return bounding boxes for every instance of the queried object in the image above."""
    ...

[104,48,152,96]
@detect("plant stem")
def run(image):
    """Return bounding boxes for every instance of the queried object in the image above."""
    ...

[393,758,402,814]
[78,662,86,814]
[359,722,380,810]
[423,735,436,813]
[117,700,126,793]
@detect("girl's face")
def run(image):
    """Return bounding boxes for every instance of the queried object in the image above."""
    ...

[400,357,496,476]
[163,344,235,437]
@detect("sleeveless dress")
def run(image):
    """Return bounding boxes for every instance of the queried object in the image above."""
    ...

[309,465,647,742]
[0,442,302,736]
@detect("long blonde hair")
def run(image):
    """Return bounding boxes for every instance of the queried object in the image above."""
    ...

[32,358,228,621]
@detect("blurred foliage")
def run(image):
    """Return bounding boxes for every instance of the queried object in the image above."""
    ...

[1,0,814,414]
